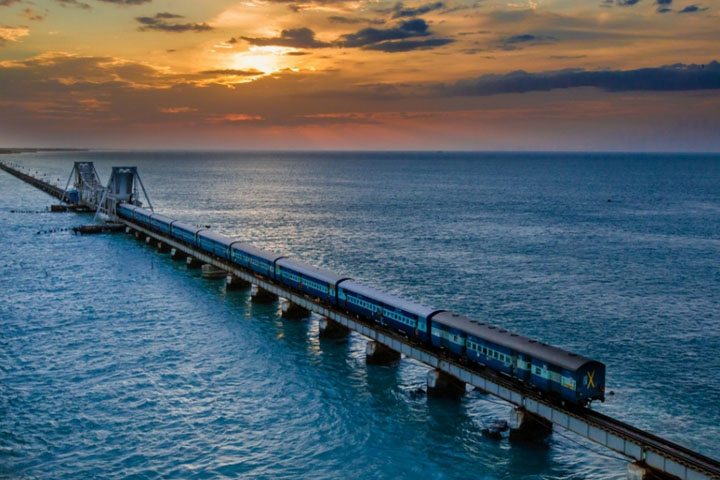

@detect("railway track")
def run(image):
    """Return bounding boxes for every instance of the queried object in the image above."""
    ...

[583,409,720,478]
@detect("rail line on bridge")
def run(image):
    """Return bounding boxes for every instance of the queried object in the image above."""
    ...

[1,157,718,480]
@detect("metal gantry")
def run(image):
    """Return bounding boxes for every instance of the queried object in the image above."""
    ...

[94,166,153,222]
[62,161,105,209]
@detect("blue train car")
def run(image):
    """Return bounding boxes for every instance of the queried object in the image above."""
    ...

[460,319,604,405]
[275,258,350,304]
[428,312,468,356]
[171,221,204,248]
[527,349,605,405]
[230,242,284,279]
[337,280,441,341]
[116,203,138,221]
[132,207,154,228]
[150,212,173,235]
[198,230,233,260]
[463,323,520,377]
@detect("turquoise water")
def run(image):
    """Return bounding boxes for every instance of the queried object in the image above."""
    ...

[1,151,718,479]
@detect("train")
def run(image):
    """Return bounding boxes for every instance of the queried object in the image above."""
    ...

[117,203,606,406]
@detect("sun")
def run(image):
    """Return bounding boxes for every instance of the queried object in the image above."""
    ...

[231,46,294,74]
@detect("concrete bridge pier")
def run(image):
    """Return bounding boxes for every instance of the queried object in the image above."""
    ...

[201,264,226,279]
[426,369,465,397]
[281,301,310,320]
[225,274,250,291]
[509,408,553,442]
[169,248,183,260]
[186,256,202,269]
[319,317,350,339]
[145,235,153,245]
[365,341,401,365]
[125,227,132,234]
[627,462,679,480]
[134,231,143,240]
[156,241,170,253]
[250,284,278,304]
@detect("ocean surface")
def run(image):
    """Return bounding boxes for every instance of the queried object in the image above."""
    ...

[1,151,718,479]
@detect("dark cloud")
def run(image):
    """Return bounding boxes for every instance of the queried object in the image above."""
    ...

[497,34,556,50]
[389,1,445,18]
[678,4,707,12]
[365,37,453,52]
[337,18,430,47]
[237,19,452,53]
[601,0,640,5]
[136,12,213,32]
[327,15,385,25]
[54,0,91,9]
[654,0,672,11]
[241,28,330,48]
[440,61,720,96]
[337,18,453,52]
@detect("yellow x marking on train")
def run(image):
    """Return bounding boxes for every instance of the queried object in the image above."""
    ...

[587,370,596,389]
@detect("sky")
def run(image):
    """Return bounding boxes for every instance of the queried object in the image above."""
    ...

[0,0,719,151]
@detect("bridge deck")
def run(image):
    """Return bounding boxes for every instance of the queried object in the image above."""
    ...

[2,158,719,480]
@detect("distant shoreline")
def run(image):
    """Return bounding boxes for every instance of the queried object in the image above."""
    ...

[0,148,87,155]
[0,148,717,155]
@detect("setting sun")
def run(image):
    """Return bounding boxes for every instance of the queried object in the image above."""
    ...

[231,46,293,75]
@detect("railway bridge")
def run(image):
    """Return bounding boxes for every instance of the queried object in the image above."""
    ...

[1,157,718,480]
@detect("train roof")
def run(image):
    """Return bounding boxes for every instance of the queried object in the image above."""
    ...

[230,241,284,263]
[198,228,234,246]
[276,257,349,285]
[118,203,147,215]
[132,206,153,217]
[150,212,174,224]
[117,203,138,212]
[432,311,599,372]
[338,280,440,318]
[171,220,203,233]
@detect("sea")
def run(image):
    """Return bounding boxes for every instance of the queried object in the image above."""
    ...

[1,151,718,479]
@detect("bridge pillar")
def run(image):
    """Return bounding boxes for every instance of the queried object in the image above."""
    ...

[319,317,350,339]
[169,248,183,259]
[125,226,132,234]
[426,369,465,397]
[134,231,142,240]
[509,408,552,442]
[156,241,170,253]
[281,301,310,320]
[145,235,153,245]
[186,256,202,269]
[251,284,278,304]
[225,274,250,291]
[365,341,400,365]
[627,462,678,480]
[201,264,226,279]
